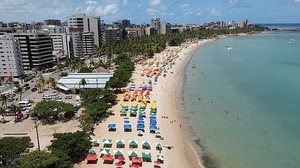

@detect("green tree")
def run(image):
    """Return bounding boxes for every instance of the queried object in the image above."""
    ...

[30,100,73,123]
[19,151,72,168]
[79,78,87,94]
[48,77,57,90]
[0,94,8,108]
[48,131,91,163]
[8,104,21,122]
[15,86,23,101]
[0,106,6,122]
[0,137,30,166]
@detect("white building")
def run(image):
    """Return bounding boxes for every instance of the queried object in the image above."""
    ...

[57,73,113,93]
[151,17,161,34]
[160,22,172,34]
[0,34,24,77]
[69,32,84,58]
[50,33,68,57]
[67,13,101,46]
[82,32,94,57]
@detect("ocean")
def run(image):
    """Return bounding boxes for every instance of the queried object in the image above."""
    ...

[181,31,300,168]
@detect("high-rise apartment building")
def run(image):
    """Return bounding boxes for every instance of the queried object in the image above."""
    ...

[67,13,101,46]
[10,33,54,70]
[160,22,172,34]
[68,31,83,58]
[82,32,94,57]
[44,19,61,26]
[0,34,24,77]
[151,17,161,34]
[50,33,68,57]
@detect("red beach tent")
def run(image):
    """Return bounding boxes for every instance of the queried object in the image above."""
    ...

[86,154,97,163]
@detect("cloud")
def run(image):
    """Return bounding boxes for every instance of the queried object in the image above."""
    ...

[123,0,128,5]
[295,0,300,3]
[210,8,221,16]
[149,0,161,6]
[96,4,119,16]
[228,0,238,5]
[181,3,190,8]
[146,0,166,15]
[180,2,202,17]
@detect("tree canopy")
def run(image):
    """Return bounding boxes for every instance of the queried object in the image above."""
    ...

[48,131,91,163]
[0,137,30,166]
[30,100,74,123]
[19,151,72,168]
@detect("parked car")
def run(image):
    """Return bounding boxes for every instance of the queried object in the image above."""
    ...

[53,96,62,100]
[31,88,37,92]
[25,86,31,90]
[24,83,29,87]
[65,95,72,99]
[42,95,52,100]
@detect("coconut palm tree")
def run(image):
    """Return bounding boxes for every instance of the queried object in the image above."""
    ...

[15,86,23,101]
[9,104,21,122]
[0,106,6,123]
[35,81,43,93]
[48,77,57,90]
[0,94,8,108]
[79,78,87,94]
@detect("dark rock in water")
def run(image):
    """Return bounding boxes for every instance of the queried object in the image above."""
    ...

[198,97,201,101]
[225,110,229,115]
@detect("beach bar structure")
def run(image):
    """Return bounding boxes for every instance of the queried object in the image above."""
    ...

[57,73,113,93]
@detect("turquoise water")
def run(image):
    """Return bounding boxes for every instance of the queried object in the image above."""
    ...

[182,32,300,168]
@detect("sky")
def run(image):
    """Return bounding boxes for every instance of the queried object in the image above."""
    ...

[0,0,300,24]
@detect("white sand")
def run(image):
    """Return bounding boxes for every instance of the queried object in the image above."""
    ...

[77,39,211,168]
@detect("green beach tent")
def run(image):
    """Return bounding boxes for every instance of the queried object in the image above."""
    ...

[142,141,151,149]
[89,149,96,154]
[128,151,138,158]
[129,140,138,148]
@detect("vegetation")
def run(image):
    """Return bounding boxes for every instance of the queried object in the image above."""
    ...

[0,137,30,166]
[106,54,135,89]
[59,72,68,77]
[0,106,6,122]
[30,100,74,123]
[19,151,72,168]
[79,89,116,132]
[0,94,8,108]
[8,104,21,122]
[48,131,91,163]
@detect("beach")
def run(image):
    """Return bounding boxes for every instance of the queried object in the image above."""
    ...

[77,39,211,168]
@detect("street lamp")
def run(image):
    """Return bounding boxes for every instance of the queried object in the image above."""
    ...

[34,121,41,151]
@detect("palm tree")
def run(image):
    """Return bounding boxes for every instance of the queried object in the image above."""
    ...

[0,106,6,123]
[15,86,23,101]
[48,77,57,90]
[0,94,8,108]
[79,78,87,94]
[35,81,43,93]
[9,104,21,122]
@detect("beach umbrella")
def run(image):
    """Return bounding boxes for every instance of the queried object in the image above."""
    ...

[150,125,157,130]
[102,139,112,146]
[129,140,138,148]
[124,124,132,130]
[156,143,163,150]
[124,120,130,124]
[114,150,124,157]
[91,139,100,146]
[142,152,151,159]
[99,148,110,155]
[128,151,139,158]
[137,124,145,130]
[150,116,156,120]
[108,124,116,129]
[150,120,157,125]
[116,140,125,146]
[124,116,129,120]
[138,120,144,124]
[138,116,144,120]
[89,149,96,154]
[138,130,144,136]
[142,141,151,149]
[157,155,164,161]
